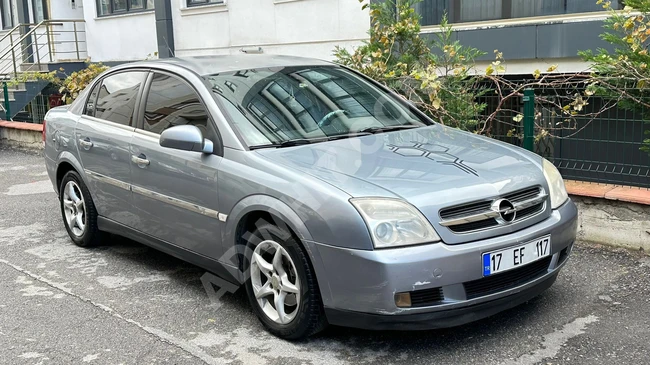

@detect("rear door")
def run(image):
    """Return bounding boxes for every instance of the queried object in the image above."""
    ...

[129,71,224,260]
[75,70,147,226]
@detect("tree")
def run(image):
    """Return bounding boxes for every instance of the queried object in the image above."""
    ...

[334,0,606,148]
[580,0,650,153]
[334,0,487,132]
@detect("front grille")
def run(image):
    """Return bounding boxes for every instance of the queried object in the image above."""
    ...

[463,257,552,300]
[439,186,546,233]
[410,287,444,307]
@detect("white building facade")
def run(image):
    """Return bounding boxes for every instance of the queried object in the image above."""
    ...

[81,0,370,62]
[0,0,622,71]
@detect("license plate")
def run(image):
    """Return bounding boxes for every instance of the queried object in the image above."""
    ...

[483,236,551,276]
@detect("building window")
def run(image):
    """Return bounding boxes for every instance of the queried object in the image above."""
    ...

[32,0,49,23]
[415,0,624,26]
[187,0,223,8]
[1,0,14,29]
[96,0,154,16]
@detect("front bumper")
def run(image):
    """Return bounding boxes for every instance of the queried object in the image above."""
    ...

[304,199,577,330]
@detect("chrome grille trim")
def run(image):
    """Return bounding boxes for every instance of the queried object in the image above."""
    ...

[439,187,547,232]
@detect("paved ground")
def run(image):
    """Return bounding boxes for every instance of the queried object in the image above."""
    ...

[1,147,649,365]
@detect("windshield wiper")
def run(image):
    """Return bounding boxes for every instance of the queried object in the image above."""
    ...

[249,139,315,150]
[250,132,376,150]
[358,125,421,134]
[326,132,373,141]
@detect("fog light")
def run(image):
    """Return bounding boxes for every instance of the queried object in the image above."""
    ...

[394,292,412,308]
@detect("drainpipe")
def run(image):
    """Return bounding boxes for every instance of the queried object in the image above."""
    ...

[154,0,175,58]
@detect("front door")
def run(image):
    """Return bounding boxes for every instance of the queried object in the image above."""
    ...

[75,70,147,226]
[129,71,223,260]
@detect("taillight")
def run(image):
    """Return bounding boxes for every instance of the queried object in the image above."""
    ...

[42,120,46,142]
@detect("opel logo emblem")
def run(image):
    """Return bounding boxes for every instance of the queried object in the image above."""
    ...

[491,199,517,224]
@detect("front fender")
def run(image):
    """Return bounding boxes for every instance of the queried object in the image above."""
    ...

[222,194,334,303]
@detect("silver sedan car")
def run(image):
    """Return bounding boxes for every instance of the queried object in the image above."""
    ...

[44,55,577,340]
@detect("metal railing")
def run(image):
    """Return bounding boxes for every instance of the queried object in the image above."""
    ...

[481,81,650,189]
[0,19,86,80]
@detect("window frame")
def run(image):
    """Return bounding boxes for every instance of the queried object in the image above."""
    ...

[96,0,153,17]
[186,0,224,8]
[416,0,622,27]
[0,0,15,30]
[32,0,49,23]
[136,70,224,156]
[82,69,149,128]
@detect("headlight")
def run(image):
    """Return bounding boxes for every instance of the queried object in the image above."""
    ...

[542,159,568,209]
[350,198,440,248]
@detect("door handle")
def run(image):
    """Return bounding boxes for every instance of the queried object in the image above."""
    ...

[79,138,93,150]
[131,154,150,168]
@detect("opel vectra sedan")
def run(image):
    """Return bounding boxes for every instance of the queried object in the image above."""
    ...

[44,55,577,339]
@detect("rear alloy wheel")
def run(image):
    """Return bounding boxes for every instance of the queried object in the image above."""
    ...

[244,223,327,340]
[62,180,86,237]
[59,171,103,247]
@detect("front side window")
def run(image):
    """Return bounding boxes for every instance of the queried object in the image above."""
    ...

[206,66,431,148]
[143,73,217,142]
[94,71,147,126]
[96,0,153,16]
[415,0,624,26]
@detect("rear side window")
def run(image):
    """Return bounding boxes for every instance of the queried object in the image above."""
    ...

[83,82,101,117]
[93,71,147,126]
[143,73,216,141]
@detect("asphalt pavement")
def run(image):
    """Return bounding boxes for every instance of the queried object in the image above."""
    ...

[1,147,649,365]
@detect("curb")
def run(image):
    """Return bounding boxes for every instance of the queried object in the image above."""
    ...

[0,121,43,150]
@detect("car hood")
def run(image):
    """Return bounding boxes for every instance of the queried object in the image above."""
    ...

[254,125,548,243]
[255,125,544,201]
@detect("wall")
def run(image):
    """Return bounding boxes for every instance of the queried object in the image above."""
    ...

[422,13,613,74]
[48,0,87,61]
[81,0,157,62]
[172,0,369,60]
[0,121,43,149]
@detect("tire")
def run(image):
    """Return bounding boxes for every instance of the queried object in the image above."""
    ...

[59,170,103,247]
[244,223,327,340]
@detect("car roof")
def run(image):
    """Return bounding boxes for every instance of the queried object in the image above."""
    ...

[126,54,335,76]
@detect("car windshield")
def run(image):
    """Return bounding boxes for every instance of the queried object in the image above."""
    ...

[204,65,432,148]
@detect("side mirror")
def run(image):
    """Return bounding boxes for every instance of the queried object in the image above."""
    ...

[159,125,213,154]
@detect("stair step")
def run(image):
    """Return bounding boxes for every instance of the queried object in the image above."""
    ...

[19,63,50,72]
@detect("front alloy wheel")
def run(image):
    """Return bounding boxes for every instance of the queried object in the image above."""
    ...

[244,223,327,340]
[250,240,301,325]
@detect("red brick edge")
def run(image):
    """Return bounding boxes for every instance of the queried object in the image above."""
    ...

[565,180,650,206]
[0,120,43,132]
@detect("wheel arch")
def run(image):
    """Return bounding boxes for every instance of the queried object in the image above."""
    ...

[224,195,314,251]
[55,152,87,195]
[225,194,333,311]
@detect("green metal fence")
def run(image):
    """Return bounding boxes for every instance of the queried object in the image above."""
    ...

[482,81,650,188]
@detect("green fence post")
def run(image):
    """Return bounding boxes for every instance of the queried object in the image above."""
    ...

[3,83,10,121]
[523,88,535,152]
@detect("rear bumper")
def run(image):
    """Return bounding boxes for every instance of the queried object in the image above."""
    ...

[325,269,559,331]
[304,199,577,329]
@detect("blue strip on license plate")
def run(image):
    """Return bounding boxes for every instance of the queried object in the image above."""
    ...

[483,253,491,276]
